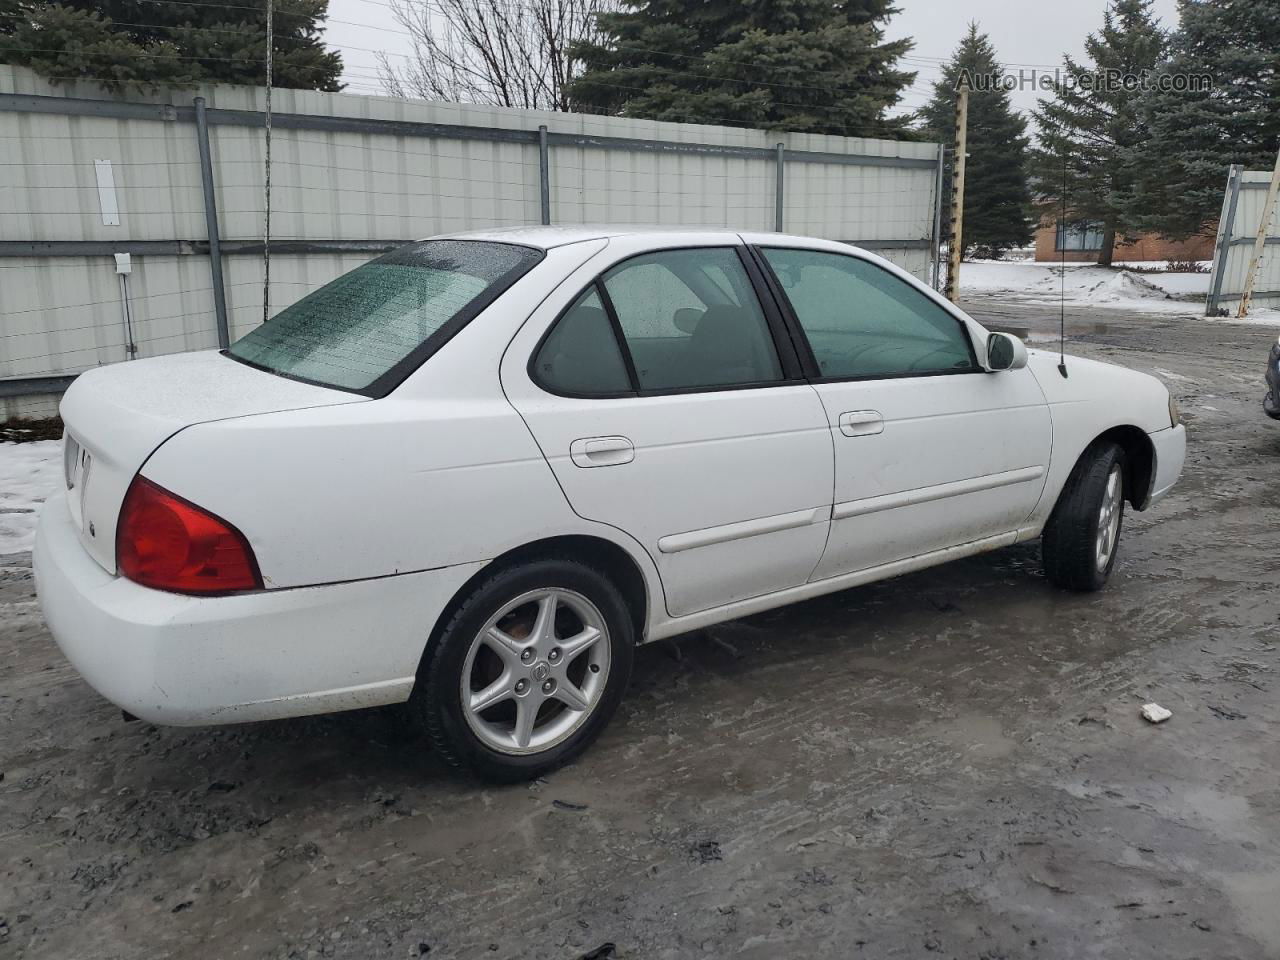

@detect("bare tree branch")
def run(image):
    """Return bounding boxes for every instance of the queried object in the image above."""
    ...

[379,0,616,111]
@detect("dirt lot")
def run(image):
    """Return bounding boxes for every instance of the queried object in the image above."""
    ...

[2,298,1279,960]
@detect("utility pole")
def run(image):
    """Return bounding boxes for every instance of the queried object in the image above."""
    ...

[944,85,969,303]
[1238,143,1280,318]
[263,0,274,326]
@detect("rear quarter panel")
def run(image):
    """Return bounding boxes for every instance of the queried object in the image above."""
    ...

[58,352,358,574]
[141,393,567,587]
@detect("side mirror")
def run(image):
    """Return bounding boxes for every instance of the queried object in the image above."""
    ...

[984,331,1028,372]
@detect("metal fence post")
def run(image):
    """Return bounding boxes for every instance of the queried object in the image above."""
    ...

[931,142,945,290]
[1206,163,1242,316]
[538,125,551,226]
[775,143,785,232]
[194,97,230,349]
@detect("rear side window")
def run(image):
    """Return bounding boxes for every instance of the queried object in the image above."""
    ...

[533,287,632,395]
[228,240,542,394]
[762,247,976,379]
[603,248,781,391]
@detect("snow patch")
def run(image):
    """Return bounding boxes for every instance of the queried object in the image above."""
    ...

[1219,307,1280,327]
[960,260,1209,314]
[0,440,62,556]
[1084,271,1170,305]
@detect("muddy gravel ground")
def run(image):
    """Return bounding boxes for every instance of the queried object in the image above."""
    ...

[2,298,1279,960]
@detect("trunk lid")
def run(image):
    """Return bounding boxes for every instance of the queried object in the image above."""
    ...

[59,351,364,573]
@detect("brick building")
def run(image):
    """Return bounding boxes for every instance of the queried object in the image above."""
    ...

[1033,215,1216,263]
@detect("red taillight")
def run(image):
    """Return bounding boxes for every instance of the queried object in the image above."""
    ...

[116,477,262,594]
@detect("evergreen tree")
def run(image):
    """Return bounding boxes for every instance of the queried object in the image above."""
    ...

[919,24,1032,259]
[0,0,343,93]
[1029,0,1166,266]
[566,0,916,138]
[1127,0,1280,239]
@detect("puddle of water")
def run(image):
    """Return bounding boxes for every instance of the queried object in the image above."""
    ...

[937,712,1017,760]
[1218,871,1280,952]
[1181,786,1252,830]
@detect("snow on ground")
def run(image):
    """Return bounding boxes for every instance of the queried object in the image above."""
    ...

[1221,307,1280,328]
[960,260,1211,314]
[1154,367,1197,383]
[0,440,61,555]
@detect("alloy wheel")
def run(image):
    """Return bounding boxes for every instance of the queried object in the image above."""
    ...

[1095,464,1123,572]
[460,588,611,755]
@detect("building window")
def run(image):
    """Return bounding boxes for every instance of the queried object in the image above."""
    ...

[1056,220,1106,252]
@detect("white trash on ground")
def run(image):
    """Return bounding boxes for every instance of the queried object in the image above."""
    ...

[1141,703,1173,724]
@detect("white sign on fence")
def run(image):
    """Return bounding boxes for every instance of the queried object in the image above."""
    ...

[92,159,120,227]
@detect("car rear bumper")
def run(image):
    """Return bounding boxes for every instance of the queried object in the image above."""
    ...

[34,492,484,725]
[1148,424,1186,505]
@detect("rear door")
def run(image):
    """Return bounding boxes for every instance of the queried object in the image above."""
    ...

[747,238,1051,581]
[502,235,834,618]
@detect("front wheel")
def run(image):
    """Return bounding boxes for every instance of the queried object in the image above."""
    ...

[1042,441,1127,592]
[410,558,635,783]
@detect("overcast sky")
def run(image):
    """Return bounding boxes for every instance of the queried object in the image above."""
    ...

[323,0,1184,121]
[885,0,1181,117]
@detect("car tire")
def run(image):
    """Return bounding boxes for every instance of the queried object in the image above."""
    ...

[1041,441,1127,592]
[410,557,635,783]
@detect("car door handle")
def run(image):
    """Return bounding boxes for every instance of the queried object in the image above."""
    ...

[838,410,884,437]
[570,436,635,467]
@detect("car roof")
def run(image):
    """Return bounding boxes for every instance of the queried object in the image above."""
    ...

[427,224,769,250]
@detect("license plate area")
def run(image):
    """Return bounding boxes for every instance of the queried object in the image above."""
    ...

[63,433,92,530]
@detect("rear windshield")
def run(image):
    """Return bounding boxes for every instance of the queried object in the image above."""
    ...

[227,240,542,394]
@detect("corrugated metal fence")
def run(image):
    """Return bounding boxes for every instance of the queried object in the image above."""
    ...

[1206,165,1280,316]
[0,65,944,419]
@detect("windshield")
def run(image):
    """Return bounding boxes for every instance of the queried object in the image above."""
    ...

[227,240,542,394]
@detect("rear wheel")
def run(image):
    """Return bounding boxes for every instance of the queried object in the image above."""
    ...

[411,558,634,782]
[1042,441,1126,592]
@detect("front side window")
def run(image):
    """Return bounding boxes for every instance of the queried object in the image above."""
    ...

[761,248,976,379]
[601,248,782,391]
[228,240,542,393]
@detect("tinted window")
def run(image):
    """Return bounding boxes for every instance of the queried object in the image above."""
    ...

[762,248,976,379]
[533,286,632,395]
[602,248,782,391]
[228,240,541,392]
[1057,219,1106,251]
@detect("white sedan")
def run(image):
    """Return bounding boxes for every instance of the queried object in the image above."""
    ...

[35,227,1186,781]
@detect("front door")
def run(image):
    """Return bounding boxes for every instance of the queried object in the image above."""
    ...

[751,241,1051,581]
[502,237,834,617]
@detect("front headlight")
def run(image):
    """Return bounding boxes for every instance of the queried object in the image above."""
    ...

[1168,393,1181,428]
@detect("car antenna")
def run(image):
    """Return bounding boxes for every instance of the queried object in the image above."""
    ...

[1058,150,1069,379]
